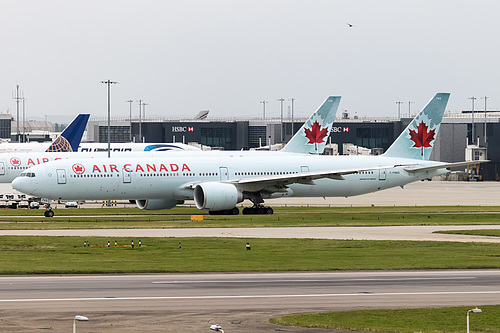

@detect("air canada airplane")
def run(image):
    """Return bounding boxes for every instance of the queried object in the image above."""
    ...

[1,96,340,187]
[14,93,477,217]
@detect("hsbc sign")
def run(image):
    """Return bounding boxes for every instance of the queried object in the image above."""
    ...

[172,126,195,133]
[331,126,350,133]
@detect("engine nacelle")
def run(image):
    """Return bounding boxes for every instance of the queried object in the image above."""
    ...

[194,182,243,211]
[136,199,181,210]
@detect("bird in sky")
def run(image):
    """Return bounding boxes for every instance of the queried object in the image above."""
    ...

[347,23,355,28]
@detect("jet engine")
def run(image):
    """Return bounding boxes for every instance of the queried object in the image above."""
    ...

[194,182,243,211]
[136,199,181,210]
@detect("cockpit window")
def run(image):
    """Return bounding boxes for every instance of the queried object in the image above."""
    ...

[20,172,35,178]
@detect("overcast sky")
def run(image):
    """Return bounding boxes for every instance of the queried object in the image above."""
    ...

[2,1,500,123]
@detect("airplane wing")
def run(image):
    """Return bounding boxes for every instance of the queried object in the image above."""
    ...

[185,165,394,193]
[404,160,490,173]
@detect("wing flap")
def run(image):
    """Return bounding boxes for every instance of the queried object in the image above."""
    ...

[404,160,489,173]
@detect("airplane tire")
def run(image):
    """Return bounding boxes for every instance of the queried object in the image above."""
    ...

[44,210,54,218]
[265,207,274,214]
[231,207,240,215]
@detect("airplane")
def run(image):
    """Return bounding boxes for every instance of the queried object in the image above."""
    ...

[0,114,90,153]
[0,96,340,187]
[76,142,201,153]
[13,94,478,218]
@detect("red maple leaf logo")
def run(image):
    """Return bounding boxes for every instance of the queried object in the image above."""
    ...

[72,163,85,174]
[409,121,435,148]
[10,157,21,167]
[304,121,329,144]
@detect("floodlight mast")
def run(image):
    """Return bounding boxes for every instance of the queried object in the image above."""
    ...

[101,80,118,158]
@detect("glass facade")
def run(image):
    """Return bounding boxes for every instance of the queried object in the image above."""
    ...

[356,127,390,149]
[200,128,232,149]
[0,119,11,139]
[99,126,131,143]
[248,126,267,148]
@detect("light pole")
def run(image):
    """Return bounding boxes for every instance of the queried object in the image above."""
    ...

[466,307,482,333]
[73,315,89,333]
[408,101,414,117]
[482,96,488,144]
[137,99,143,143]
[396,101,403,119]
[290,98,295,137]
[127,100,133,142]
[101,79,118,158]
[22,97,26,143]
[260,100,268,119]
[470,96,476,145]
[277,98,285,142]
[13,85,21,143]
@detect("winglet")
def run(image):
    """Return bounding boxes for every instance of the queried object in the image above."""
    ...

[383,93,450,160]
[281,96,341,154]
[45,114,90,152]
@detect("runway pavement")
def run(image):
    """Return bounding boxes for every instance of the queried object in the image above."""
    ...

[1,270,500,332]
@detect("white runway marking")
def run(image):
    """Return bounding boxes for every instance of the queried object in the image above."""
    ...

[2,290,499,303]
[151,277,476,284]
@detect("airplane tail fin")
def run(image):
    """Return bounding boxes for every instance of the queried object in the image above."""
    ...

[383,93,450,160]
[45,114,90,152]
[281,96,341,154]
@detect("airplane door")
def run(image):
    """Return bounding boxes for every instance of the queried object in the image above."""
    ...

[219,167,229,181]
[56,169,67,184]
[123,170,131,183]
[301,166,309,173]
[0,162,5,175]
[379,168,387,180]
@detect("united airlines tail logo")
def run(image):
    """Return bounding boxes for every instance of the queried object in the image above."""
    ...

[409,121,436,148]
[46,136,73,152]
[304,121,329,145]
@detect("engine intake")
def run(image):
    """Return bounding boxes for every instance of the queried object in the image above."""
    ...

[136,199,181,210]
[194,182,243,211]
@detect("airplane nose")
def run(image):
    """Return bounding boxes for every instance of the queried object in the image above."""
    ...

[11,177,24,192]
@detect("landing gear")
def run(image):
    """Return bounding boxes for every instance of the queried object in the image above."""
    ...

[208,207,240,215]
[242,205,274,215]
[44,204,54,218]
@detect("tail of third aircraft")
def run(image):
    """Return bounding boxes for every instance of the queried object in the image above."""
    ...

[383,93,450,160]
[46,114,90,152]
[280,96,341,154]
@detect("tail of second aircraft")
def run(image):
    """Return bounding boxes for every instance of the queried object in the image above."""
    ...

[280,96,341,154]
[383,93,450,160]
[45,114,90,152]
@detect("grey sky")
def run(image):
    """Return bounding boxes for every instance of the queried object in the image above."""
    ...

[2,1,499,123]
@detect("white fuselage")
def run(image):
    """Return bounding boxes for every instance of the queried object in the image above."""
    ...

[0,143,201,183]
[12,151,447,202]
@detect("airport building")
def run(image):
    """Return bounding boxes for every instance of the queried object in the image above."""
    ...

[85,111,497,180]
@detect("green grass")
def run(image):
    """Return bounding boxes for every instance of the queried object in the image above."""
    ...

[270,305,500,332]
[1,236,500,274]
[436,229,500,237]
[2,206,500,229]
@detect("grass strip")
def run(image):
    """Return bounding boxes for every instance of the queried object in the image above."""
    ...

[2,206,500,229]
[1,236,500,274]
[270,305,500,333]
[436,229,500,237]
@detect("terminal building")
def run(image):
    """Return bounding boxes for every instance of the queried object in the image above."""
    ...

[82,110,499,180]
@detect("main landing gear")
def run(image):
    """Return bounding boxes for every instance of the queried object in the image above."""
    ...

[44,204,54,217]
[242,205,274,215]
